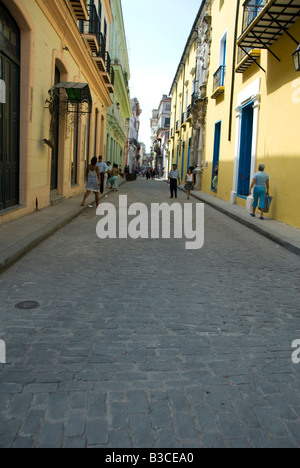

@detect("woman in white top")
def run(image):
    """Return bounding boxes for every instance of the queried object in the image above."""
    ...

[185,168,195,200]
[81,156,100,207]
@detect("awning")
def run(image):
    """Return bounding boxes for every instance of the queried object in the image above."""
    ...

[50,82,92,110]
[238,0,300,54]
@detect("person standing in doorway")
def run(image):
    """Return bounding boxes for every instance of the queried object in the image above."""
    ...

[96,156,107,195]
[212,161,219,193]
[168,164,181,199]
[81,156,100,207]
[185,167,195,200]
[249,163,270,220]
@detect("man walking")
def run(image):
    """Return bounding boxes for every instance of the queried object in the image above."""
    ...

[168,164,181,199]
[96,156,107,195]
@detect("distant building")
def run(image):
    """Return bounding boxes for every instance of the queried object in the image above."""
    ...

[106,0,131,169]
[151,95,171,176]
[128,97,142,172]
[150,109,159,154]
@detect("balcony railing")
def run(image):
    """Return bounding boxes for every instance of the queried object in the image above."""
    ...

[105,52,111,77]
[242,1,266,33]
[211,65,225,99]
[213,65,225,89]
[106,66,115,93]
[238,0,300,64]
[79,4,101,53]
[110,66,115,87]
[92,32,106,72]
[69,0,89,21]
[236,46,261,73]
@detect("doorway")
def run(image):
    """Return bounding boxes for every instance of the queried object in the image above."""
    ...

[211,121,221,191]
[238,102,254,197]
[0,3,20,210]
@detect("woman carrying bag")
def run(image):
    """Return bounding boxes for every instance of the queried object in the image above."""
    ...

[249,164,270,220]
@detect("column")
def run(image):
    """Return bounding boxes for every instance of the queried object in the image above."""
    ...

[246,97,260,211]
[231,106,242,204]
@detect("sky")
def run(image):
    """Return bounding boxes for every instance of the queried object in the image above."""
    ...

[121,0,202,152]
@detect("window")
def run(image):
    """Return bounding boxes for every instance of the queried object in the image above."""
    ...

[103,19,107,47]
[71,104,79,186]
[220,31,227,69]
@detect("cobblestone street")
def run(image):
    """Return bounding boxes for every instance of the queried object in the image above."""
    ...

[0,178,300,448]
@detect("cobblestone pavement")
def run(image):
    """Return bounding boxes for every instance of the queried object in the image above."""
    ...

[0,178,300,448]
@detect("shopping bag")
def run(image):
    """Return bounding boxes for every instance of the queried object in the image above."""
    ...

[264,195,273,213]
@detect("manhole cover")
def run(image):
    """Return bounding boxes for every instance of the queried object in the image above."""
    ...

[15,301,40,310]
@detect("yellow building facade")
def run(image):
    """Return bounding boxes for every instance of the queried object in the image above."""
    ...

[170,0,300,229]
[169,9,205,185]
[169,2,212,188]
[202,0,300,228]
[0,0,114,224]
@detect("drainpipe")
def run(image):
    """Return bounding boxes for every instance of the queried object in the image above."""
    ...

[228,0,241,142]
[179,63,186,178]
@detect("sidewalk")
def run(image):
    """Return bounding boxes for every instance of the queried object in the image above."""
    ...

[0,179,126,274]
[178,184,300,257]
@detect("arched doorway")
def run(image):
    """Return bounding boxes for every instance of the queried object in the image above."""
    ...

[0,2,20,210]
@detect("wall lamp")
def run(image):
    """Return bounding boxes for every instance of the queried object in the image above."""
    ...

[292,44,300,72]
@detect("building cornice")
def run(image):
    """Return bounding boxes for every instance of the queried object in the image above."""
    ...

[169,0,208,95]
[113,64,131,117]
[103,0,113,24]
[36,0,112,108]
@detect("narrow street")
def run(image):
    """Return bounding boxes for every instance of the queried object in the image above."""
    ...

[0,178,300,448]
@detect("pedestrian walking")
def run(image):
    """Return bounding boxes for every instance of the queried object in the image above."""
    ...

[107,163,120,191]
[185,167,195,200]
[168,164,181,199]
[106,161,112,189]
[96,156,107,194]
[81,156,100,207]
[249,163,270,220]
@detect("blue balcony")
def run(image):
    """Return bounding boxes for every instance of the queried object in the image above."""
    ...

[211,65,225,99]
[238,0,300,55]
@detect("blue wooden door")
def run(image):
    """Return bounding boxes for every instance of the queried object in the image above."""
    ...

[181,141,185,181]
[238,102,254,196]
[211,122,221,190]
